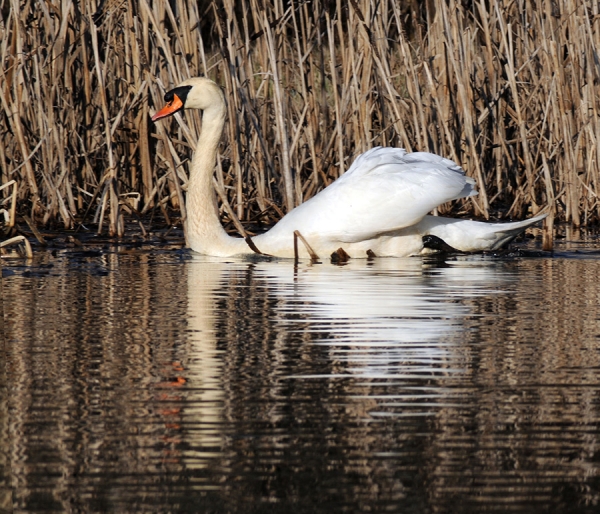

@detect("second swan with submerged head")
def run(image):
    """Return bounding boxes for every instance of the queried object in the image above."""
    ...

[152,77,545,259]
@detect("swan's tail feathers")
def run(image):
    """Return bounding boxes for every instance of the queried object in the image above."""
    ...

[482,213,548,250]
[425,213,547,253]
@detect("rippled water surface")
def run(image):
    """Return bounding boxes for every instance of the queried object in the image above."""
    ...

[2,236,600,513]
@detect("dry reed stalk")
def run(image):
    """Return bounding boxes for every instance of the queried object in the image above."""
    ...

[0,179,16,227]
[0,234,32,258]
[1,0,599,241]
[262,9,294,211]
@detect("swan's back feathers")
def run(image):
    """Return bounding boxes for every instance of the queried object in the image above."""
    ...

[345,147,465,178]
[340,147,477,203]
[401,151,477,201]
[269,147,479,244]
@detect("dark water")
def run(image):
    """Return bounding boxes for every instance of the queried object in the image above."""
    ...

[2,235,600,513]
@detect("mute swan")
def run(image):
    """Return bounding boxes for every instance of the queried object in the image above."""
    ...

[152,77,546,259]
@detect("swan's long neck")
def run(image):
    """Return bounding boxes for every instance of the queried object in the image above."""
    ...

[186,103,249,256]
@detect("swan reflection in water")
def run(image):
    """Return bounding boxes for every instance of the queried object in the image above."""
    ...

[182,255,515,435]
[177,254,527,513]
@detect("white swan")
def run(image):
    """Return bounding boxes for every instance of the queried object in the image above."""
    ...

[152,77,546,259]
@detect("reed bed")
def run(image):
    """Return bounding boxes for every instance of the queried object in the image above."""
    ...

[1,0,599,239]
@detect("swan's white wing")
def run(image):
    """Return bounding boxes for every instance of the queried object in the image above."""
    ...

[271,147,477,243]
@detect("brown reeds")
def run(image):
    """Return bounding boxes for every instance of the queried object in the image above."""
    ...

[1,0,599,238]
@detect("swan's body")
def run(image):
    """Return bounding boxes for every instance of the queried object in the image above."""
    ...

[152,77,546,259]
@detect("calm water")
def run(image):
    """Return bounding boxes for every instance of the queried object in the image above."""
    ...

[2,234,600,513]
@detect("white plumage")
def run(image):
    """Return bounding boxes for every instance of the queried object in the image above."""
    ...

[152,77,545,259]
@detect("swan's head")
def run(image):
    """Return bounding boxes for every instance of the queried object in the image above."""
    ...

[152,77,225,122]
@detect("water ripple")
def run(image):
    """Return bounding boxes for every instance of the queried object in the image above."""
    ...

[3,248,600,512]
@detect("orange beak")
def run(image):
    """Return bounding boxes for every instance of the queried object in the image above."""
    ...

[151,94,184,122]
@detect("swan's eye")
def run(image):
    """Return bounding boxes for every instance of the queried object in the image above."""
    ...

[163,85,193,104]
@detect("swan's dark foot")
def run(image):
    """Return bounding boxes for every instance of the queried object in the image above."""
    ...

[331,247,350,264]
[422,235,462,254]
[366,249,377,260]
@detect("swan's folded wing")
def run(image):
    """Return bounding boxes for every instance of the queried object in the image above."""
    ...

[275,148,477,243]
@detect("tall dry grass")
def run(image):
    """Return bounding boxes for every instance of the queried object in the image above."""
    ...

[1,0,599,239]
